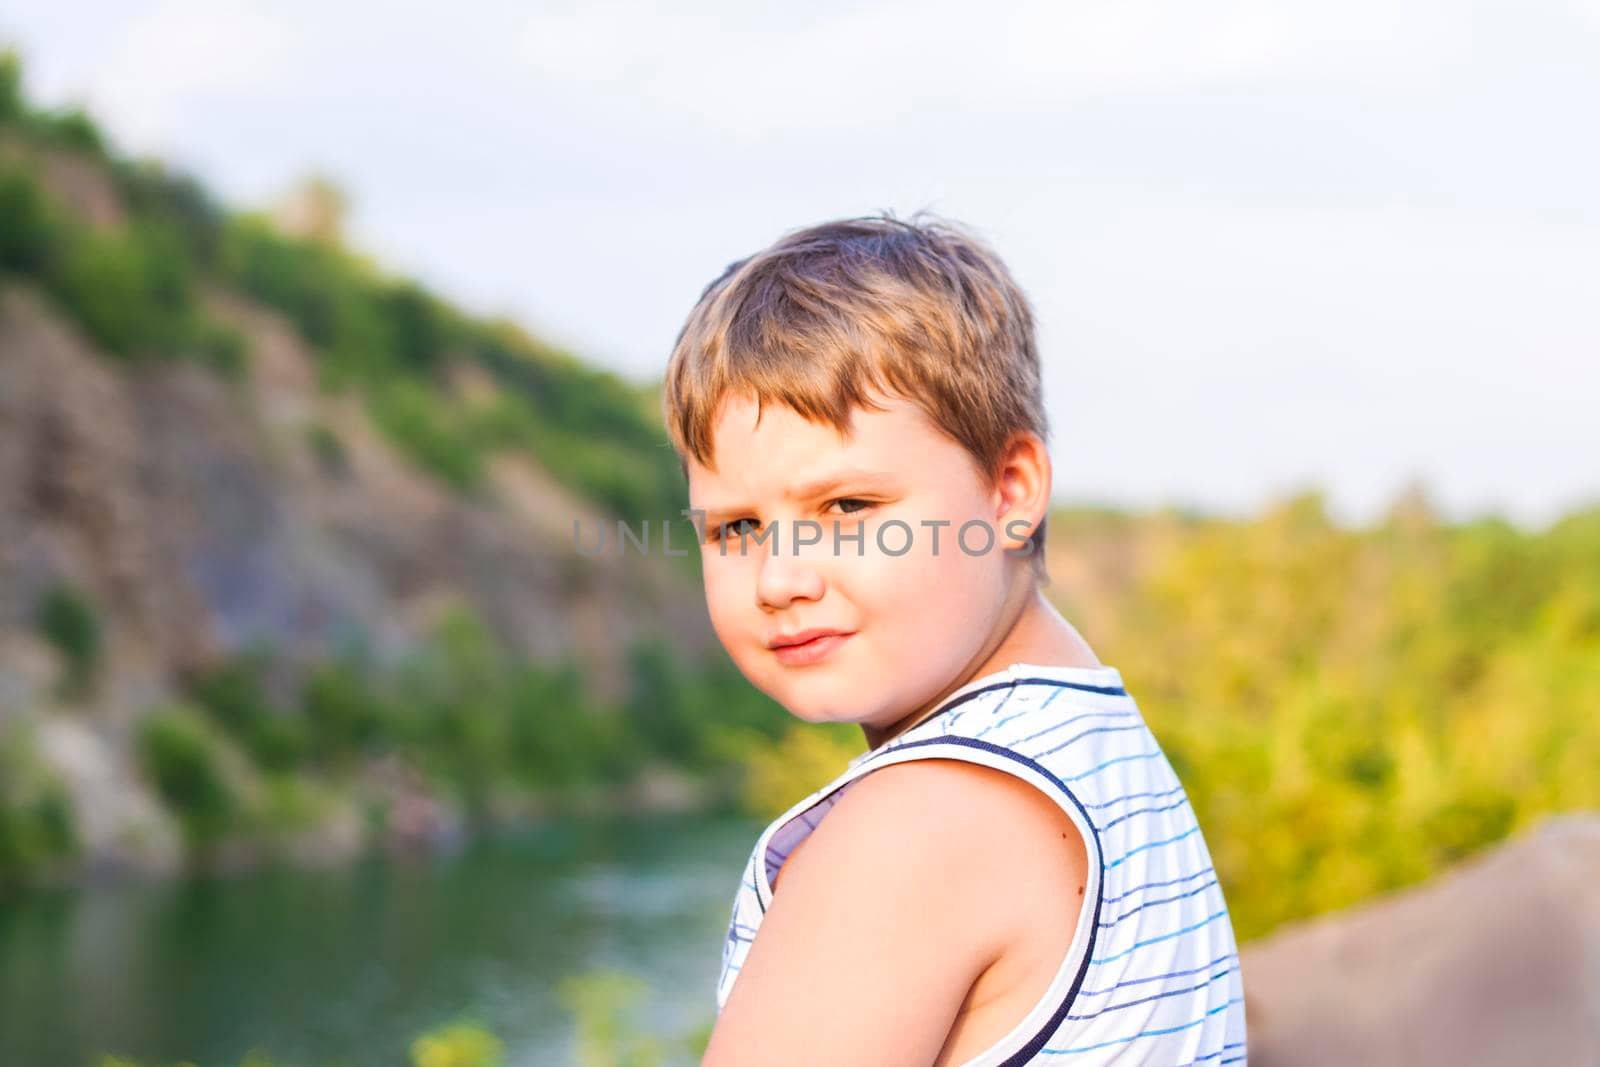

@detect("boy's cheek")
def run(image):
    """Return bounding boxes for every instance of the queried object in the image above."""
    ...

[701,583,746,638]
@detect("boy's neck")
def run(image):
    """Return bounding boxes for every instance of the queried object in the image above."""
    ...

[860,585,1102,751]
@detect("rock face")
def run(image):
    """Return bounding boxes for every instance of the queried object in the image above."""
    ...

[32,716,183,880]
[0,282,714,720]
[0,274,714,879]
[1241,814,1600,1066]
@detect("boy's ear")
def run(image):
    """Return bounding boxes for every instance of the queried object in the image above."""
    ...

[992,431,1050,549]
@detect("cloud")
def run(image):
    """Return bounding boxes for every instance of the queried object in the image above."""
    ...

[4,0,1591,526]
[83,0,295,151]
[514,0,1474,136]
[1572,0,1600,30]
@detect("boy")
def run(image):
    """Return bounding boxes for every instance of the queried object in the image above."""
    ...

[662,213,1247,1065]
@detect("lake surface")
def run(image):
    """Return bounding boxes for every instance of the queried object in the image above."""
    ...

[0,811,760,1067]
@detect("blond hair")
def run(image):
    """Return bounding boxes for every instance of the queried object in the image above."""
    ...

[662,210,1050,579]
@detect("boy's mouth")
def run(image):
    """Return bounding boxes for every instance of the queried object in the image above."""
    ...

[768,628,854,666]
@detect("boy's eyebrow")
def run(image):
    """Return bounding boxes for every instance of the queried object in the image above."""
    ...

[694,467,898,516]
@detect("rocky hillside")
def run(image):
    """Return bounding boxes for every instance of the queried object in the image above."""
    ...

[0,278,712,721]
[0,52,745,884]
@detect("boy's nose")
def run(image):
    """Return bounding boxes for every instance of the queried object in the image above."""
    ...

[755,533,827,609]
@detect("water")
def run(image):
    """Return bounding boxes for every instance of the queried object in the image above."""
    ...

[0,811,760,1067]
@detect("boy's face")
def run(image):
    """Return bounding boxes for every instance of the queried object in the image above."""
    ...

[686,390,1027,734]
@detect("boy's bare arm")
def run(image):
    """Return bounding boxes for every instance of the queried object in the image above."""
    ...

[703,759,1087,1067]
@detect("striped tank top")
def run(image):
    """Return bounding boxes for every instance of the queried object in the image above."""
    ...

[714,661,1248,1065]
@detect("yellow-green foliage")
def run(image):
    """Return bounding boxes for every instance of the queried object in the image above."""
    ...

[737,722,866,819]
[1097,492,1600,939]
[97,1050,277,1067]
[92,986,699,1067]
[96,1020,504,1067]
[559,969,711,1067]
[0,717,78,884]
[409,1019,504,1067]
[726,492,1600,943]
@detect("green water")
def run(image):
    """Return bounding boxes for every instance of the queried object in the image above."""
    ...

[0,812,759,1067]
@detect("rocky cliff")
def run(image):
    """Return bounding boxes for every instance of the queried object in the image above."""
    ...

[0,113,730,880]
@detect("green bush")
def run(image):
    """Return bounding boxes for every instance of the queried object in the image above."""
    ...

[394,611,513,810]
[504,661,627,788]
[379,280,454,374]
[26,105,106,156]
[219,214,394,378]
[622,638,702,767]
[186,653,307,773]
[34,581,101,699]
[0,165,62,276]
[368,378,483,491]
[620,639,787,776]
[254,772,337,838]
[136,705,237,846]
[378,610,658,801]
[301,657,391,766]
[0,48,22,124]
[0,720,78,885]
[51,219,198,356]
[111,157,226,270]
[0,160,242,375]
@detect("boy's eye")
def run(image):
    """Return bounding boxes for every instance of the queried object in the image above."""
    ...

[710,517,760,540]
[705,499,873,542]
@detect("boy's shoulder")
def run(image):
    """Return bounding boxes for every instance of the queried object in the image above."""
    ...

[773,755,1089,932]
[710,755,1090,1064]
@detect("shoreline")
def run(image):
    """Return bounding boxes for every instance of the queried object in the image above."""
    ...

[4,759,734,897]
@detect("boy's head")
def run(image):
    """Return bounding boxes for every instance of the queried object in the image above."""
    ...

[662,212,1055,728]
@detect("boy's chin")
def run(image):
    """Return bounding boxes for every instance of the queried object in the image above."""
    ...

[770,690,862,728]
[784,705,860,727]
[750,664,872,726]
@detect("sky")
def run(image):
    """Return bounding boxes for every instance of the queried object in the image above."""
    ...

[3,1,1597,530]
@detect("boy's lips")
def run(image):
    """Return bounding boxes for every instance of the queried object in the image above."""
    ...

[767,628,855,666]
[767,627,852,649]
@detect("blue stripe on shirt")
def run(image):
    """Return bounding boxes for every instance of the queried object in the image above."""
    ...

[1100,866,1215,905]
[1062,748,1164,782]
[1016,709,1139,745]
[1044,996,1244,1055]
[1104,824,1200,869]
[1099,877,1220,928]
[1067,962,1238,1020]
[1096,795,1191,833]
[1081,784,1187,810]
[1033,723,1147,760]
[1091,909,1230,964]
[1076,952,1239,997]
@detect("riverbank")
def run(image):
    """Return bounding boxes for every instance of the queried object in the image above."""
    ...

[5,708,732,894]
